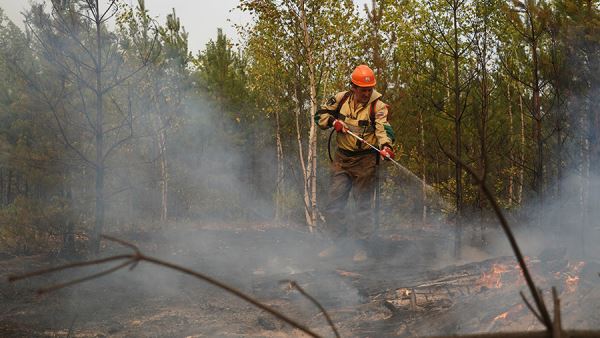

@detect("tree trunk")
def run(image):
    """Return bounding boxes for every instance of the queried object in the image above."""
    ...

[92,2,105,254]
[476,18,490,244]
[531,23,544,204]
[293,87,312,226]
[556,117,563,199]
[453,4,463,258]
[579,111,590,257]
[158,126,168,222]
[151,102,169,223]
[0,168,4,206]
[518,93,525,205]
[274,110,284,221]
[6,169,12,204]
[508,82,514,206]
[299,0,318,229]
[366,0,387,96]
[61,173,76,258]
[419,110,427,225]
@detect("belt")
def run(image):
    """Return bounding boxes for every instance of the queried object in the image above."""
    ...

[336,148,378,157]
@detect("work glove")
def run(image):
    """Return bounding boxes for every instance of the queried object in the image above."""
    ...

[332,119,348,133]
[380,145,395,160]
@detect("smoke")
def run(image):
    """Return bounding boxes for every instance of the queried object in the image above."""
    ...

[5,8,600,336]
[9,73,598,337]
[3,77,381,335]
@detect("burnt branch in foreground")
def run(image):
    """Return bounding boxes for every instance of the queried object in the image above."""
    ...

[552,287,562,338]
[281,279,340,338]
[8,235,323,338]
[520,291,543,324]
[437,141,553,330]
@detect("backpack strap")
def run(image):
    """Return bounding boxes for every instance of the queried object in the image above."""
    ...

[336,91,352,119]
[325,91,351,162]
[331,91,351,121]
[369,98,380,128]
[316,91,351,124]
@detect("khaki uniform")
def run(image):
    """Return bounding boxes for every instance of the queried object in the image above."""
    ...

[316,90,395,240]
[317,90,394,151]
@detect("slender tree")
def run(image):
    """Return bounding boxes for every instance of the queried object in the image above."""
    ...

[502,0,552,204]
[21,1,157,252]
[422,0,477,257]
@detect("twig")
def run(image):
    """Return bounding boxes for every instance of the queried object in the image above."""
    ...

[101,235,140,254]
[537,287,549,324]
[282,280,340,338]
[552,287,562,338]
[519,291,543,325]
[437,138,553,330]
[8,255,132,282]
[140,257,321,337]
[8,236,323,338]
[38,260,134,294]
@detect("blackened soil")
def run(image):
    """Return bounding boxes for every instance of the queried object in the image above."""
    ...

[2,223,598,337]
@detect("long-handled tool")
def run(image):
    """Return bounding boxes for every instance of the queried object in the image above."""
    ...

[344,130,449,210]
[346,130,402,167]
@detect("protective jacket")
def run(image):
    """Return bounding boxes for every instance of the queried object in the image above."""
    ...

[317,90,395,153]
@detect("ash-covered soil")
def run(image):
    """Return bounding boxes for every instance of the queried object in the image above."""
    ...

[1,223,599,337]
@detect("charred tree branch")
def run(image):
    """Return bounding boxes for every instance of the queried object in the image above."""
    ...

[520,291,543,325]
[8,235,323,338]
[282,280,340,338]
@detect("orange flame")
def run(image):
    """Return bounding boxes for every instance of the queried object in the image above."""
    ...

[488,304,525,329]
[479,263,511,289]
[565,275,579,293]
[493,311,509,321]
[563,261,585,293]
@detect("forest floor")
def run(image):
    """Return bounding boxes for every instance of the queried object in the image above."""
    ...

[1,221,599,337]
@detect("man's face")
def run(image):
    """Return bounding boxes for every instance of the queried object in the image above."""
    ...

[353,85,374,105]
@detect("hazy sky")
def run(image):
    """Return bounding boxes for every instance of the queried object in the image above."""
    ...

[0,0,369,54]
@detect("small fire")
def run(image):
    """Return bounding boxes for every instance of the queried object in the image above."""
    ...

[565,275,579,292]
[486,304,525,331]
[563,261,585,293]
[493,311,509,321]
[479,263,511,289]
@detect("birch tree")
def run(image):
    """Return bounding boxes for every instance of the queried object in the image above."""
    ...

[240,0,358,228]
[118,2,190,222]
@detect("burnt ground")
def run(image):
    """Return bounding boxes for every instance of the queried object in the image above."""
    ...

[1,222,599,337]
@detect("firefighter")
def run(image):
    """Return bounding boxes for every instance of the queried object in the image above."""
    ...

[316,64,395,262]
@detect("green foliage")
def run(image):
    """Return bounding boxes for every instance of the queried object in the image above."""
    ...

[195,28,251,120]
[0,196,68,254]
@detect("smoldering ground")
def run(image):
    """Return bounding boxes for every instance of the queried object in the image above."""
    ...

[2,213,450,336]
[409,173,600,334]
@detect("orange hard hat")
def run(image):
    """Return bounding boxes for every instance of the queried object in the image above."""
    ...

[351,65,376,87]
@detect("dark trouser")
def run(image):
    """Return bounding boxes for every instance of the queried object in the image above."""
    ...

[323,150,378,240]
